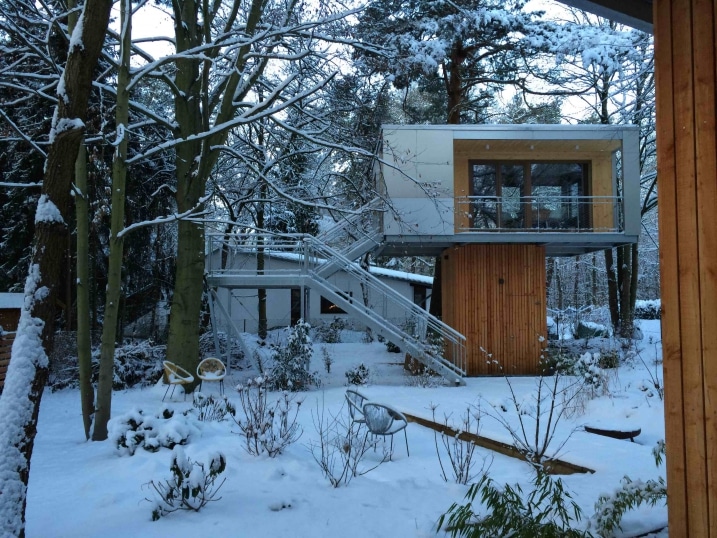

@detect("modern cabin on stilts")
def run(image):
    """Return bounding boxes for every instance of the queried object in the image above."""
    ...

[378,124,641,375]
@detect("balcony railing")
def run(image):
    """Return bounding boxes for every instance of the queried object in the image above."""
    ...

[455,195,623,233]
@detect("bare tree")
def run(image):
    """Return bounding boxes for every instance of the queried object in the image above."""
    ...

[0,0,113,534]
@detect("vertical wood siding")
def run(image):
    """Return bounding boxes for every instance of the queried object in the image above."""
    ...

[442,244,546,375]
[655,0,717,535]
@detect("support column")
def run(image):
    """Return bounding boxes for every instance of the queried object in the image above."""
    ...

[441,244,546,375]
[655,1,717,536]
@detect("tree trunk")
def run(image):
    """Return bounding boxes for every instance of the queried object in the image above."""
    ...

[605,248,620,330]
[93,0,131,440]
[257,183,267,340]
[75,143,94,440]
[0,1,113,534]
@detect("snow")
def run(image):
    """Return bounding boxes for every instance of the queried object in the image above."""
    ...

[34,195,65,226]
[0,265,48,537]
[24,321,667,537]
[0,293,24,310]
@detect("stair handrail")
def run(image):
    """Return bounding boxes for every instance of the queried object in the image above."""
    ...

[303,236,466,376]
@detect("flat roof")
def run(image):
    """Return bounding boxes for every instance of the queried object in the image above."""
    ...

[382,123,637,137]
[0,293,24,309]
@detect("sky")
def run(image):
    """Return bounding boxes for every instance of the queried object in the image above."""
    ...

[26,320,667,537]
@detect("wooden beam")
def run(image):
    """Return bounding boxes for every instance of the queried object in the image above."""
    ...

[403,411,594,475]
[655,0,717,535]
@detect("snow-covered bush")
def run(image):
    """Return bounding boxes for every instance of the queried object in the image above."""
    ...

[109,407,200,455]
[321,346,333,374]
[198,330,244,363]
[438,469,587,537]
[233,376,303,457]
[345,363,370,386]
[486,354,586,464]
[431,404,487,485]
[308,398,384,487]
[269,320,319,391]
[48,338,165,390]
[314,318,345,343]
[591,441,667,535]
[191,393,235,422]
[575,320,611,339]
[634,299,661,320]
[111,342,165,389]
[148,447,226,520]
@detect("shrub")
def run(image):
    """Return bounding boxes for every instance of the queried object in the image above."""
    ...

[148,447,226,520]
[431,404,488,485]
[321,346,333,374]
[575,321,610,339]
[591,441,667,535]
[233,376,303,457]
[345,363,370,386]
[314,317,346,343]
[111,341,165,389]
[109,407,200,455]
[438,469,588,537]
[191,393,236,422]
[308,397,384,487]
[269,320,319,391]
[634,299,661,320]
[485,352,586,464]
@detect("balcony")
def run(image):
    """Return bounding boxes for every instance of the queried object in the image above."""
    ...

[455,195,622,233]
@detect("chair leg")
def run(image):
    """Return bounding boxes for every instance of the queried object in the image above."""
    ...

[162,383,171,402]
[169,384,177,401]
[404,429,409,457]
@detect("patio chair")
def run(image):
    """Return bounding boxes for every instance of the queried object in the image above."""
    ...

[362,402,409,458]
[162,360,194,401]
[196,357,227,396]
[345,388,369,425]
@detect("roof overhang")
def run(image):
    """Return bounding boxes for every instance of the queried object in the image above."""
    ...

[556,0,653,34]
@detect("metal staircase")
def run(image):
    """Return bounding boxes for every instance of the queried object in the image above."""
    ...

[313,198,385,279]
[303,236,466,384]
[205,199,467,385]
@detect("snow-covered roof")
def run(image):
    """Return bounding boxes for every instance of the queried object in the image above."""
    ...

[218,250,433,287]
[0,293,24,310]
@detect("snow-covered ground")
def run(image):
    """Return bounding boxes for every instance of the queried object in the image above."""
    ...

[26,320,667,537]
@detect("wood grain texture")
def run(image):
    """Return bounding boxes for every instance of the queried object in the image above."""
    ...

[442,244,546,375]
[655,0,717,535]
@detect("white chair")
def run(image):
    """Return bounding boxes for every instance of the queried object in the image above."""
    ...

[162,360,194,401]
[196,357,227,396]
[362,402,409,458]
[345,388,369,425]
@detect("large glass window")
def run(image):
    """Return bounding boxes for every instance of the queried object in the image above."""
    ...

[469,160,589,229]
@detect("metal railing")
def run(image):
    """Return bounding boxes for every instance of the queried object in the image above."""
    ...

[205,231,467,382]
[315,197,384,249]
[455,195,623,232]
[304,236,466,379]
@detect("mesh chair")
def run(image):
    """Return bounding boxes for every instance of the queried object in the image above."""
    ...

[345,388,369,425]
[362,402,409,459]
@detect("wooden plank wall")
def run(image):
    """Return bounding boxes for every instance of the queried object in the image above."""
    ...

[0,333,14,392]
[654,0,717,536]
[442,244,546,375]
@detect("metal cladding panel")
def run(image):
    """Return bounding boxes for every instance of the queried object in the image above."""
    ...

[382,127,453,199]
[384,198,454,235]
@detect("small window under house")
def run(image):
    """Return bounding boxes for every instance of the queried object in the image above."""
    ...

[320,292,352,315]
[468,160,592,230]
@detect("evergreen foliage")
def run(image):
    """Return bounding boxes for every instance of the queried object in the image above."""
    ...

[269,320,318,391]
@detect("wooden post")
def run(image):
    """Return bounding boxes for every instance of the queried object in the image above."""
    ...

[654,0,717,535]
